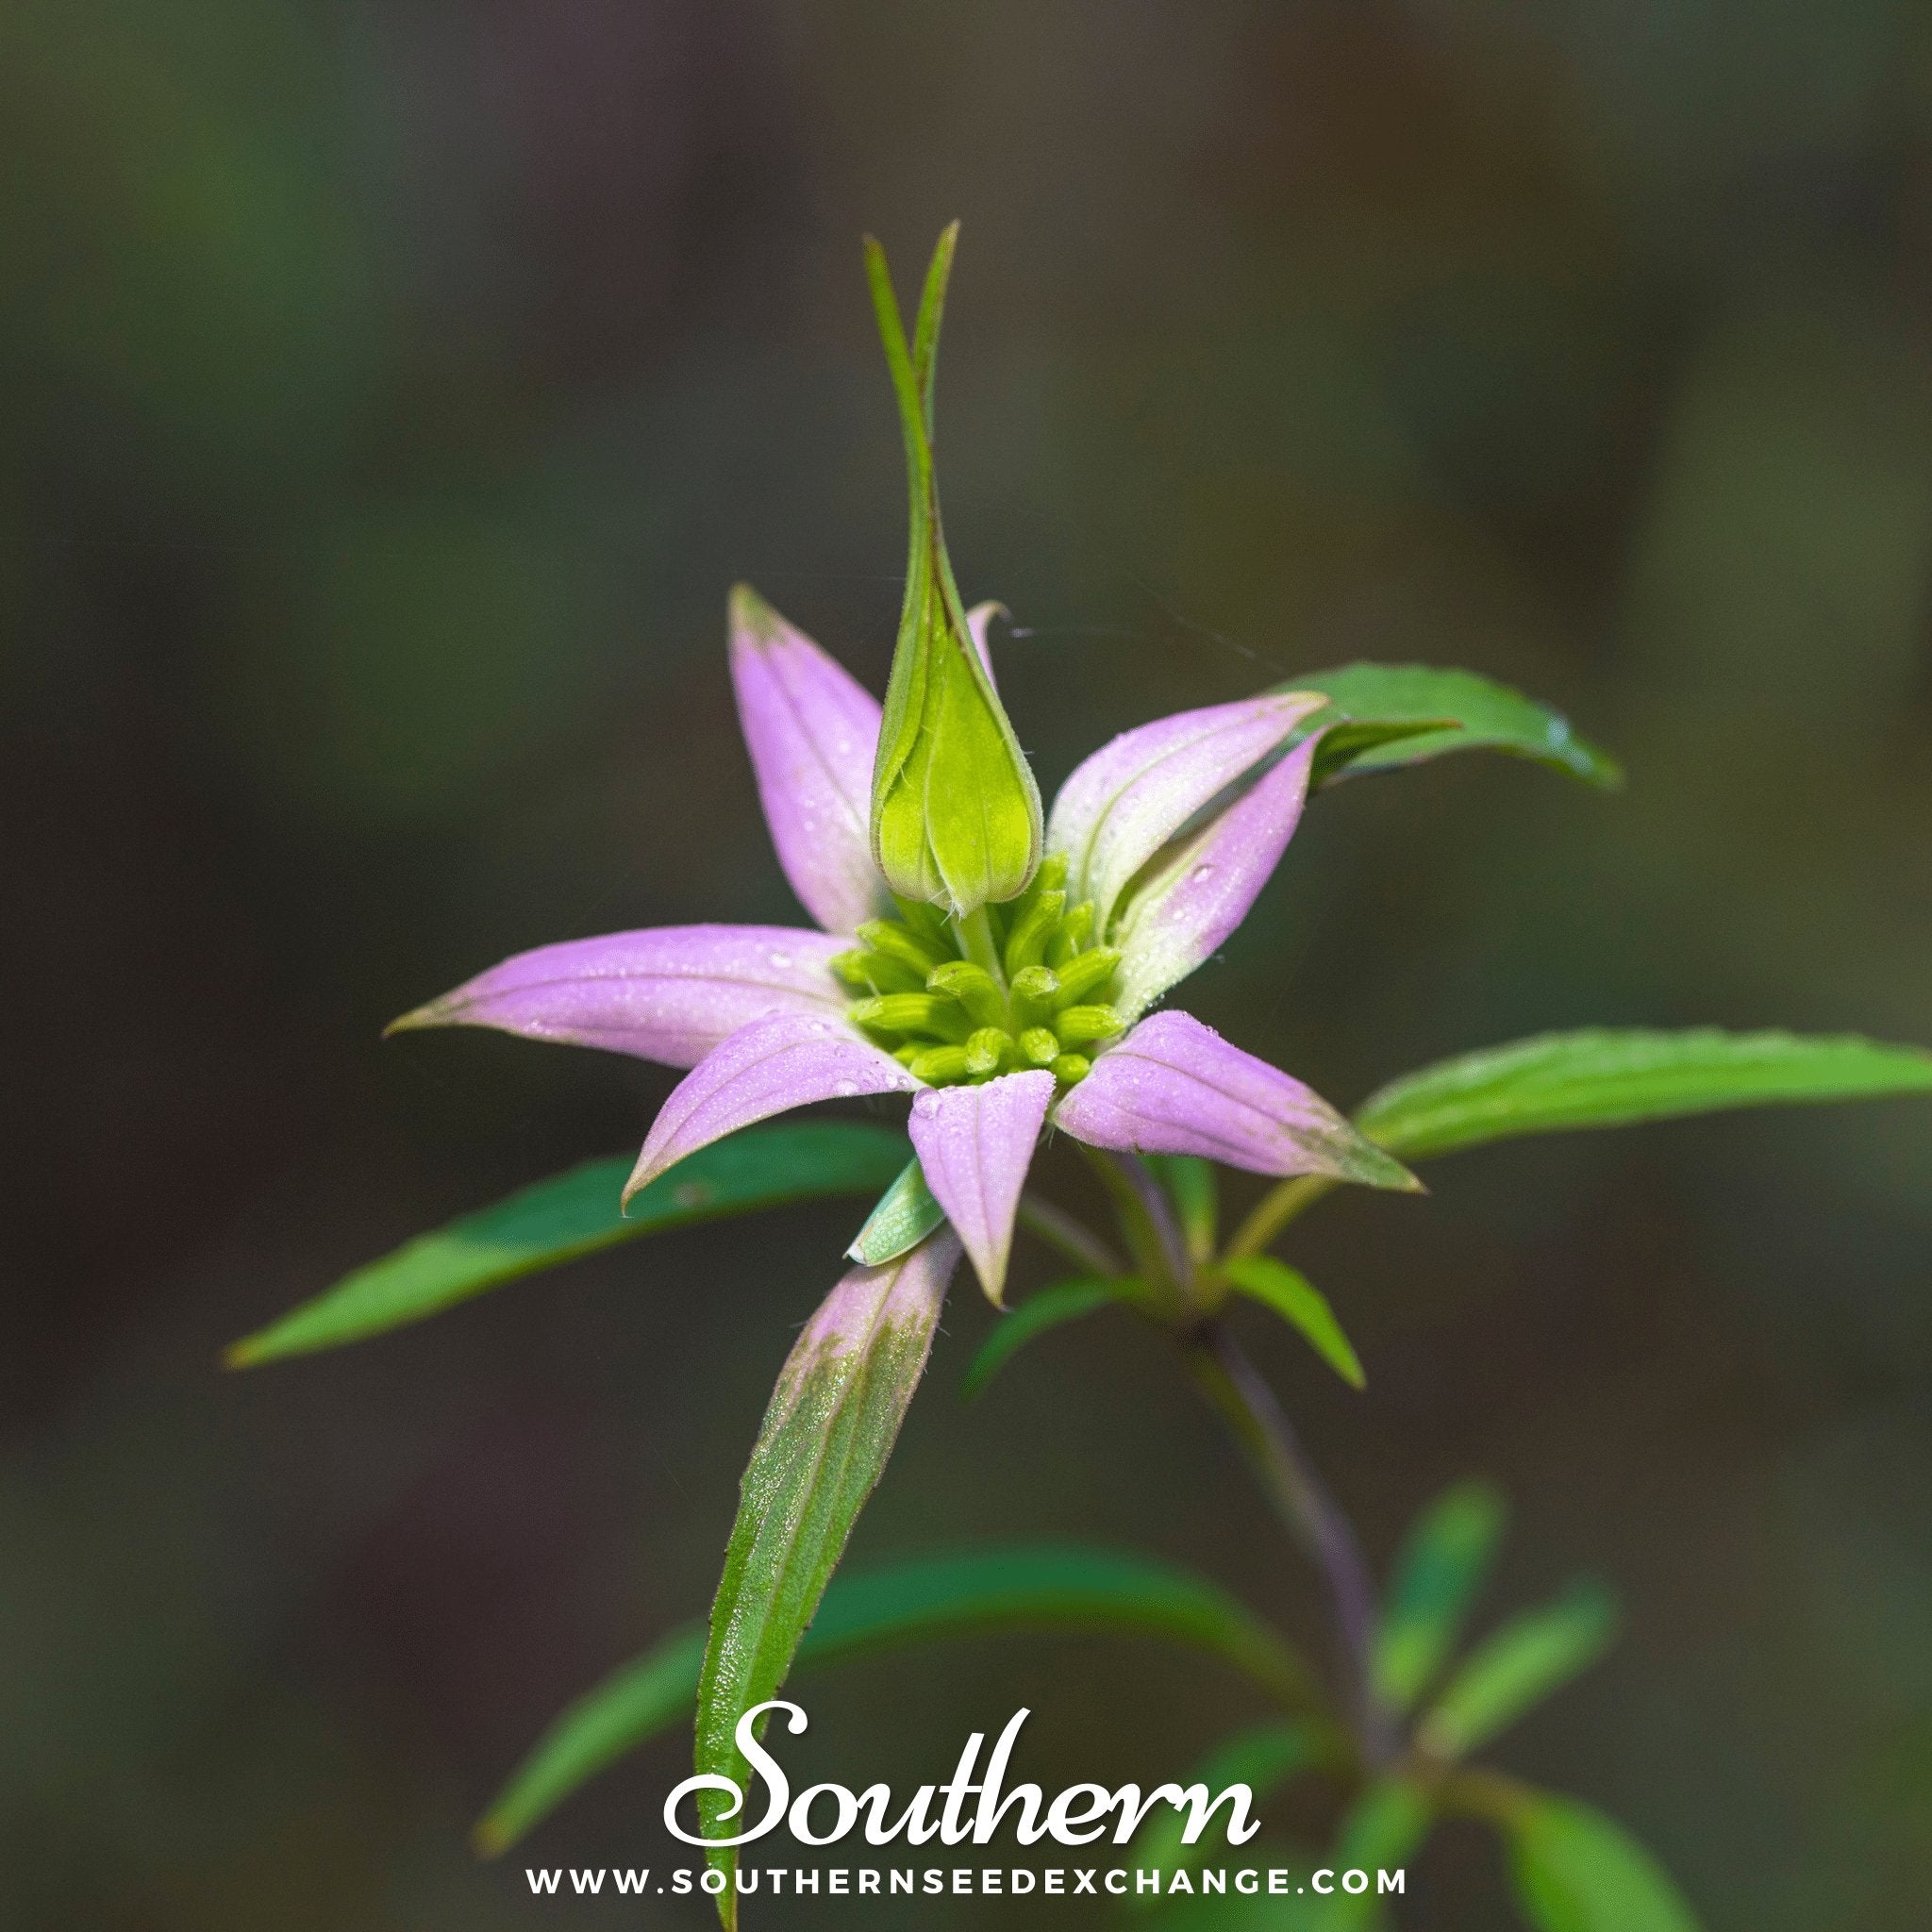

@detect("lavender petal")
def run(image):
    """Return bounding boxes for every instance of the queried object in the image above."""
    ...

[1054,1010,1419,1189]
[1112,734,1322,1020]
[965,601,1005,689]
[625,1011,920,1202]
[729,584,886,935]
[907,1071,1055,1306]
[389,924,850,1070]
[1045,691,1328,934]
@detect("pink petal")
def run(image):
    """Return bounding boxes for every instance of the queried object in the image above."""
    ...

[1044,691,1329,934]
[390,924,849,1070]
[964,601,1004,689]
[908,1071,1055,1306]
[1112,734,1322,1020]
[625,1011,920,1202]
[1054,1010,1418,1189]
[777,1228,962,1401]
[729,585,886,935]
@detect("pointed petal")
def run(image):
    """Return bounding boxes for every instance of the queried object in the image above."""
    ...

[389,924,849,1070]
[964,601,1005,689]
[729,585,886,935]
[1054,1010,1419,1189]
[1045,691,1329,933]
[1112,734,1322,1020]
[908,1071,1054,1306]
[625,1012,919,1202]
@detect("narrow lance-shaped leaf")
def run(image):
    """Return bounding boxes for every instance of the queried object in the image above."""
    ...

[1357,1028,1932,1163]
[1372,1480,1507,1711]
[478,1543,1323,1854]
[1222,1256,1366,1391]
[691,1232,958,1924]
[225,1122,909,1366]
[1506,1791,1704,1932]
[1282,663,1622,790]
[865,226,1041,915]
[1313,1778,1434,1930]
[1128,1721,1323,1899]
[961,1278,1131,1401]
[1418,1581,1618,1760]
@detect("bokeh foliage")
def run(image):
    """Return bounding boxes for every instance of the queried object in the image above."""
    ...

[7,1,1932,1927]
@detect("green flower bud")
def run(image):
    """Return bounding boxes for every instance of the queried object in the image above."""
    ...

[964,1027,1010,1077]
[864,228,1041,917]
[1049,903,1094,964]
[1018,1027,1062,1067]
[1008,964,1059,1030]
[1056,1004,1125,1045]
[831,948,926,994]
[851,993,971,1041]
[925,959,1009,1032]
[1051,946,1123,1008]
[909,1044,973,1084]
[856,919,946,978]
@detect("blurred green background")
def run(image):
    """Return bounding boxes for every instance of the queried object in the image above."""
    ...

[7,1,1932,1925]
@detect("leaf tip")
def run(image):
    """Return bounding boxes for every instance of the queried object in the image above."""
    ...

[383,999,451,1039]
[471,1816,510,1859]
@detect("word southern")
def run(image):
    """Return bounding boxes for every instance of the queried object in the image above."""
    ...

[664,1703,1261,1852]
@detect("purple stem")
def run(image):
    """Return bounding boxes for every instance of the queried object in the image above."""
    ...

[1184,1321,1393,1764]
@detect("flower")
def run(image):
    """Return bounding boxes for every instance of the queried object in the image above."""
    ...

[391,589,1418,1306]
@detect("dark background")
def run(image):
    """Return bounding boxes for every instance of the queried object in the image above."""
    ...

[7,2,1932,1925]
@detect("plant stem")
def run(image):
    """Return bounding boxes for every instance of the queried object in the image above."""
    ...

[952,904,1006,984]
[1016,1193,1124,1278]
[1224,1174,1337,1261]
[1182,1320,1393,1763]
[1076,1147,1191,1311]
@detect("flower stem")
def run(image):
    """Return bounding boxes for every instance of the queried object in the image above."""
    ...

[1077,1147,1191,1311]
[1016,1193,1124,1277]
[1180,1320,1393,1763]
[1224,1174,1337,1262]
[952,904,1006,986]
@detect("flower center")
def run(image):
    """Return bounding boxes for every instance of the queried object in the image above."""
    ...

[836,854,1123,1089]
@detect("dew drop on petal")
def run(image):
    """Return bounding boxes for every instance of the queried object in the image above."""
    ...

[769,951,792,969]
[1190,864,1215,884]
[832,1078,860,1098]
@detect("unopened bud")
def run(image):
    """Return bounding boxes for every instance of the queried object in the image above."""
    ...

[865,228,1041,916]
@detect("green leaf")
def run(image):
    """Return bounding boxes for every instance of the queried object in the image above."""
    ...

[1284,664,1621,790]
[1307,717,1458,789]
[1316,1777,1433,1928]
[1129,1721,1322,1899]
[1357,1027,1932,1163]
[477,1542,1322,1854]
[693,1233,956,1919]
[1507,1792,1703,1932]
[961,1277,1126,1401]
[847,1157,946,1265]
[474,1624,708,1856]
[1223,1257,1365,1391]
[225,1122,909,1366]
[1418,1582,1618,1759]
[1373,1480,1508,1710]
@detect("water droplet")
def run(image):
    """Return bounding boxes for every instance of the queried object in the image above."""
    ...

[832,1078,859,1098]
[769,951,792,969]
[1190,864,1216,884]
